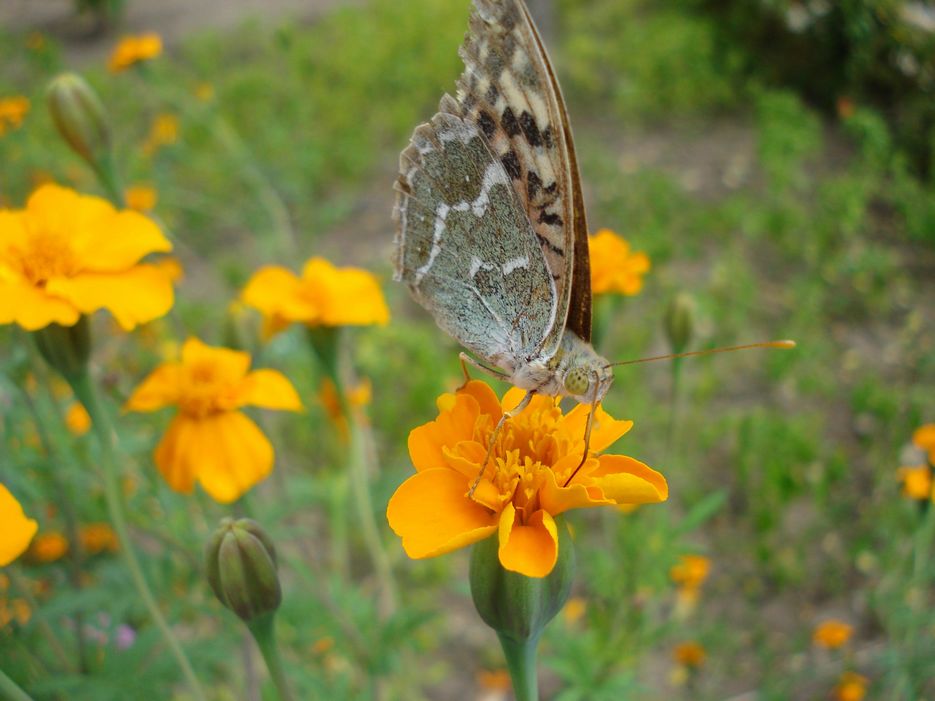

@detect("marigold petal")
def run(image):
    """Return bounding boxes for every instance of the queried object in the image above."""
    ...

[387,468,497,558]
[0,484,38,567]
[539,459,614,516]
[74,210,172,272]
[0,280,79,330]
[125,363,181,412]
[47,264,174,330]
[591,454,668,504]
[497,505,558,578]
[459,380,502,422]
[180,337,251,380]
[194,412,274,503]
[238,369,303,411]
[154,414,199,494]
[561,404,632,452]
[913,424,935,451]
[502,387,530,413]
[408,392,483,471]
[240,266,311,323]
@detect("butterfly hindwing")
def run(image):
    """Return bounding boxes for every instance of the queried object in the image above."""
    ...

[393,102,558,372]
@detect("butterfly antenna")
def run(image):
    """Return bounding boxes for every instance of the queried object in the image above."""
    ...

[604,340,796,369]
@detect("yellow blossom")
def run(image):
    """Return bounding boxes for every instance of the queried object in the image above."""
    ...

[0,485,38,566]
[673,641,706,668]
[79,523,118,554]
[914,424,935,464]
[318,376,372,438]
[154,257,184,284]
[562,596,587,625]
[0,599,31,627]
[670,554,710,590]
[108,33,163,73]
[0,184,175,331]
[0,96,30,137]
[241,257,390,338]
[897,465,932,500]
[125,185,158,212]
[813,619,854,649]
[387,380,667,578]
[477,669,512,691]
[142,113,179,156]
[833,672,868,701]
[125,338,303,503]
[589,229,650,296]
[194,83,215,102]
[65,401,92,436]
[29,532,68,563]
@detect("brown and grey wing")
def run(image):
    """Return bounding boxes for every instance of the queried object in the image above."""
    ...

[454,0,576,353]
[393,107,557,371]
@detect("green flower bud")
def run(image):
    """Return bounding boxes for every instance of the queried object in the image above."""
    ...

[206,518,281,623]
[34,317,91,382]
[47,73,112,169]
[665,293,695,355]
[469,518,575,643]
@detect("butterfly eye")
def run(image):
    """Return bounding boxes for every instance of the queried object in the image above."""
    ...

[563,367,589,396]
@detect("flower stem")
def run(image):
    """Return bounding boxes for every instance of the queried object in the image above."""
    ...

[496,632,539,701]
[0,669,35,701]
[247,615,296,701]
[8,568,74,674]
[67,370,206,701]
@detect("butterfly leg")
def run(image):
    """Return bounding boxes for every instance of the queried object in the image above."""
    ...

[467,389,536,498]
[458,352,510,391]
[563,372,601,488]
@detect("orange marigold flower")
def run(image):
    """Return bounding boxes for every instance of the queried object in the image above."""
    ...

[125,185,158,212]
[0,485,38,566]
[833,672,868,701]
[813,619,854,649]
[125,338,303,503]
[79,523,118,554]
[589,229,650,296]
[0,184,174,331]
[0,96,30,137]
[670,554,710,590]
[319,376,372,438]
[897,465,932,501]
[386,380,668,578]
[673,641,706,668]
[65,401,92,436]
[477,669,512,691]
[241,257,390,338]
[108,33,163,73]
[914,424,935,464]
[29,532,68,563]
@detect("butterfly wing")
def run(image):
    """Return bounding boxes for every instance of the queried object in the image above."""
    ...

[456,0,589,348]
[393,97,559,373]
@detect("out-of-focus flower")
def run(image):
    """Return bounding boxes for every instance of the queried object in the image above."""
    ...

[914,424,935,464]
[318,376,372,438]
[897,465,932,500]
[194,83,215,103]
[589,229,650,296]
[0,96,30,137]
[108,33,162,73]
[29,532,68,563]
[0,599,31,627]
[79,523,118,554]
[813,619,854,649]
[670,554,710,590]
[241,257,389,338]
[125,185,158,212]
[26,33,46,52]
[66,401,92,436]
[673,641,706,668]
[125,338,302,503]
[562,596,587,625]
[0,485,38,566]
[153,257,184,284]
[833,672,868,701]
[0,184,174,331]
[142,113,179,156]
[477,669,512,692]
[387,380,667,578]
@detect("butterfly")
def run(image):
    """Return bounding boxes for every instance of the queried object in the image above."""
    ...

[392,0,611,490]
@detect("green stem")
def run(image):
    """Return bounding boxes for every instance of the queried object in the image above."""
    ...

[247,615,296,701]
[67,371,207,701]
[8,568,74,674]
[0,669,35,701]
[496,633,539,701]
[92,151,125,207]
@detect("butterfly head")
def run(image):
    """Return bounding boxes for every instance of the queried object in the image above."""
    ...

[556,331,614,406]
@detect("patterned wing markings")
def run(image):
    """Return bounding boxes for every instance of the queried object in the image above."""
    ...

[393,107,558,371]
[517,1,592,342]
[454,0,575,354]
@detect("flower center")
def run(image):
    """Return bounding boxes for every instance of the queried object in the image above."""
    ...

[178,361,239,418]
[9,226,80,287]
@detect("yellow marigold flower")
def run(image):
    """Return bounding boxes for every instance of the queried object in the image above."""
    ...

[673,641,706,668]
[108,33,163,73]
[125,185,158,212]
[386,380,668,578]
[589,229,650,296]
[142,113,179,156]
[0,599,31,627]
[0,96,30,137]
[154,256,184,284]
[813,619,854,649]
[562,596,587,625]
[29,532,68,563]
[0,485,38,566]
[79,523,118,554]
[241,257,390,338]
[125,338,303,503]
[833,672,868,701]
[0,184,174,331]
[65,401,92,436]
[897,465,932,500]
[914,424,935,463]
[670,554,710,590]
